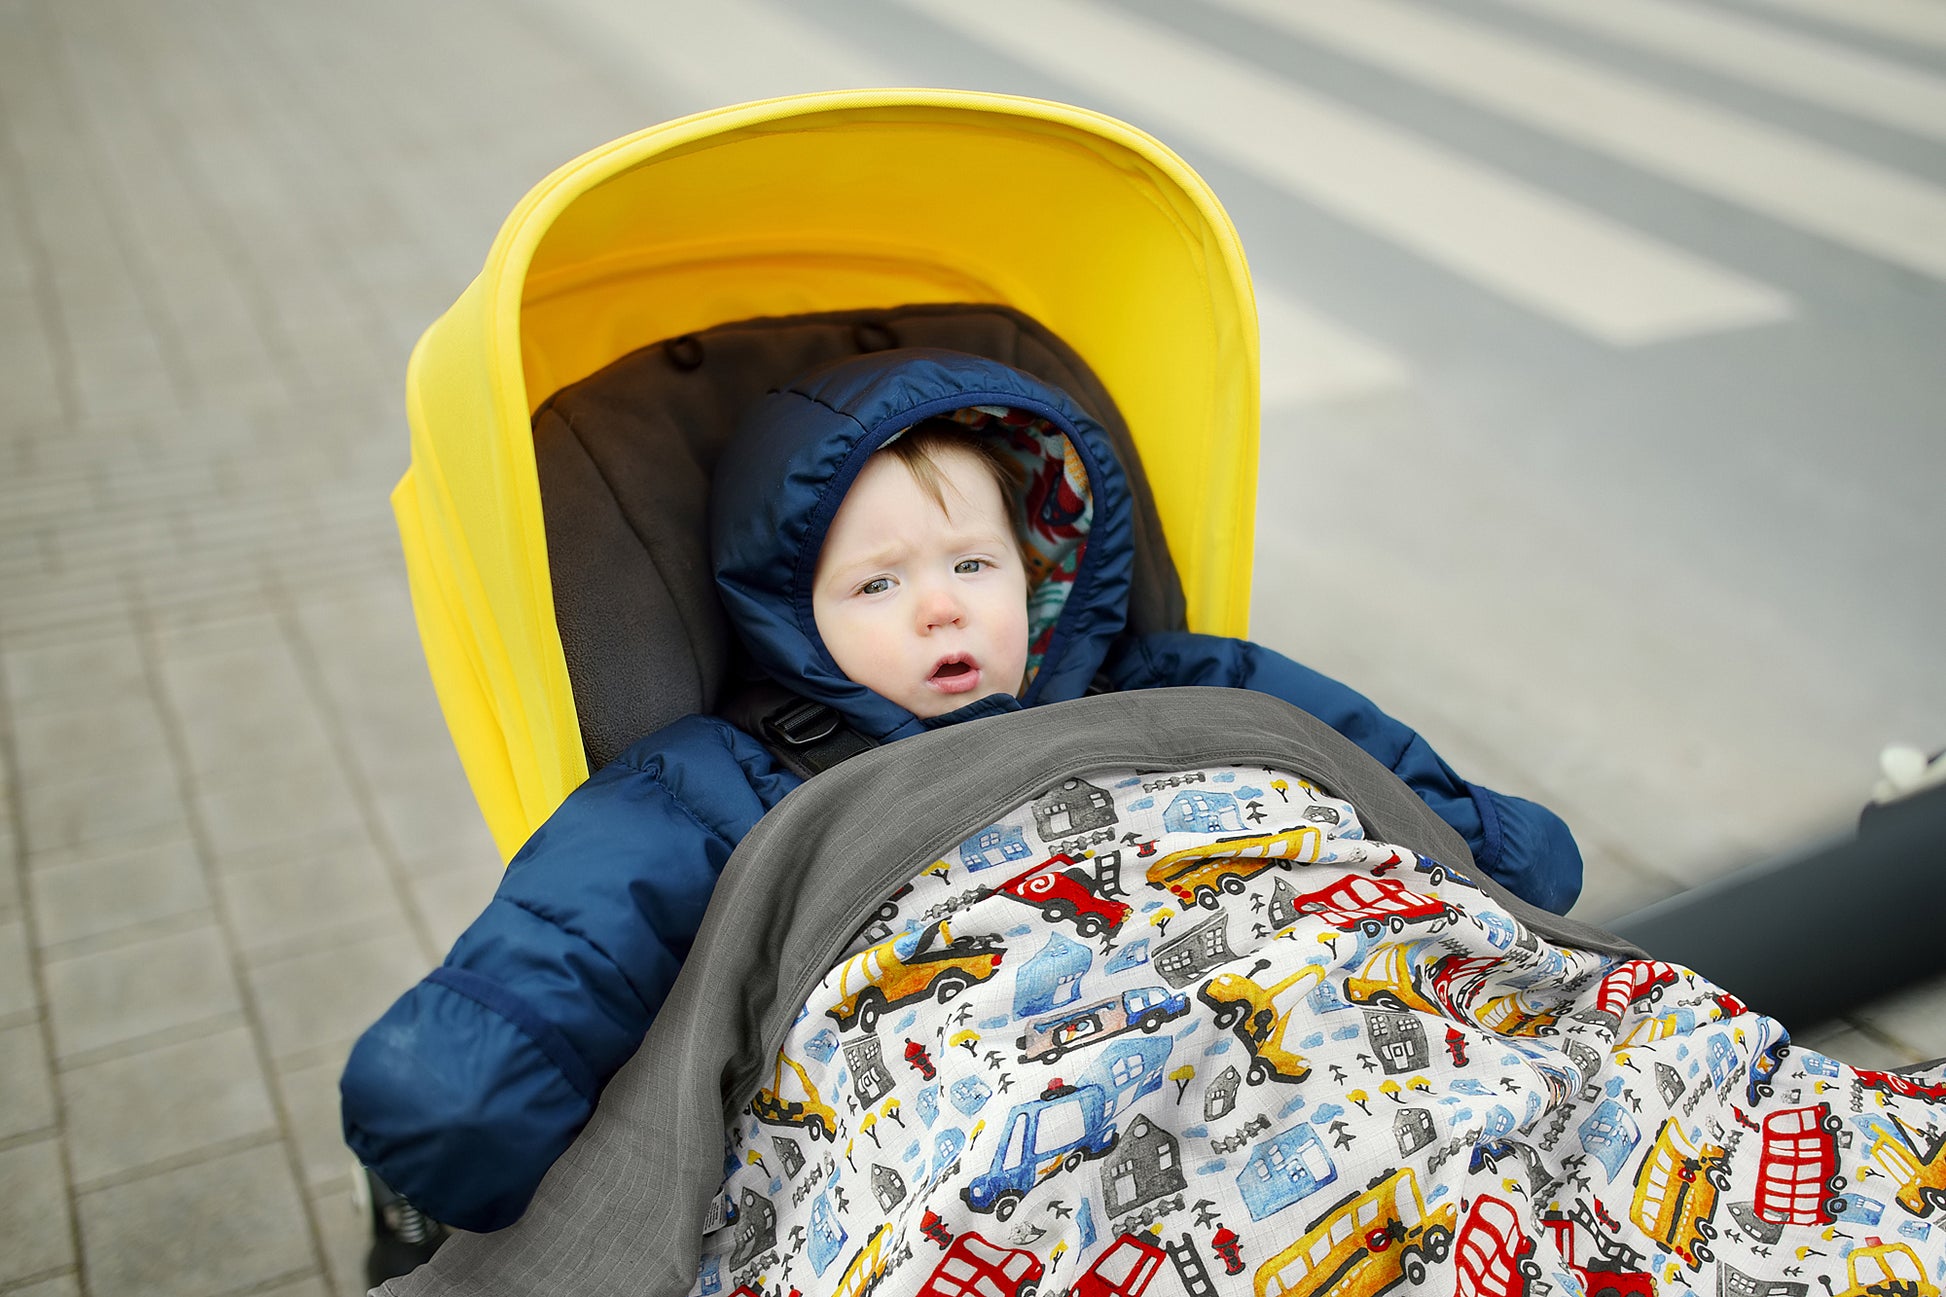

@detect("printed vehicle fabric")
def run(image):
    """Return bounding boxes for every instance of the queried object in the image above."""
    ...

[692,765,1946,1297]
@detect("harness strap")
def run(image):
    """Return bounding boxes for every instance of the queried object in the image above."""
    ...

[718,678,877,780]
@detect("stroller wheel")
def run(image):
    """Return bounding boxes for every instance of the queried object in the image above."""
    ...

[362,1165,449,1287]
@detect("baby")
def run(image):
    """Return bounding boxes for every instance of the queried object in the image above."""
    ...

[342,347,1583,1236]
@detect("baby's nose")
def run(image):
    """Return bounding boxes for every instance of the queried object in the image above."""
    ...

[918,585,964,629]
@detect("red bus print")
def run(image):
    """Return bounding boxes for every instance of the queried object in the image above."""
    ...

[1754,1103,1847,1226]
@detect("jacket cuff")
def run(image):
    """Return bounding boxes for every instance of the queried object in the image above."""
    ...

[340,975,594,1231]
[1469,784,1584,916]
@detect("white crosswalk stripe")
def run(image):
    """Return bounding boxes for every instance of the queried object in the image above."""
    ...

[1207,0,1946,283]
[1743,0,1946,52]
[1254,287,1408,409]
[897,0,1792,346]
[1491,0,1946,145]
[540,0,893,112]
[537,0,1423,407]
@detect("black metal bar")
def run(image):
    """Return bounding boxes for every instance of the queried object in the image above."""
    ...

[1603,783,1946,1034]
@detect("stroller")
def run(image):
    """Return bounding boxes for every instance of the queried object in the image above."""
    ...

[373,90,1946,1294]
[378,86,1263,1283]
[396,86,1262,860]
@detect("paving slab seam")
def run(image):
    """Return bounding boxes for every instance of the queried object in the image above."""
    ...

[132,597,335,1293]
[68,1129,286,1199]
[0,642,88,1293]
[211,1266,336,1297]
[51,1011,250,1074]
[0,1125,60,1159]
[37,908,221,965]
[75,0,318,409]
[0,46,80,434]
[122,0,415,404]
[0,1265,81,1296]
[32,7,202,419]
[267,576,442,965]
[230,919,418,973]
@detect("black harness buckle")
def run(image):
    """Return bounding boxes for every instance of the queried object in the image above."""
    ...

[763,697,841,748]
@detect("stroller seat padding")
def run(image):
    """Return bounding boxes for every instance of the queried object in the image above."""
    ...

[533,304,1186,771]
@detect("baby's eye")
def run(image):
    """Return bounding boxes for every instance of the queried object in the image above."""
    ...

[857,577,892,596]
[954,558,987,575]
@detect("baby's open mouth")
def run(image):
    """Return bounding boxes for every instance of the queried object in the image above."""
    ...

[927,655,982,694]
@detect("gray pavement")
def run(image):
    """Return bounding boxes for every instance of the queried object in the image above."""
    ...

[1,0,1941,1293]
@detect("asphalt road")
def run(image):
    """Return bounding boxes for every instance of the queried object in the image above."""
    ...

[523,0,1946,920]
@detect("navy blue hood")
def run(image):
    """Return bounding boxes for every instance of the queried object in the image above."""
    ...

[711,349,1136,743]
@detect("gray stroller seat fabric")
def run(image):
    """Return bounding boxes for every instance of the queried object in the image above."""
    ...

[533,303,1186,772]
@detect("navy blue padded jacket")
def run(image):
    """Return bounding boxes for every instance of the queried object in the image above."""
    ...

[340,349,1582,1231]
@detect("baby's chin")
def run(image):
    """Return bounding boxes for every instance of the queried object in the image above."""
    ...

[906,682,1013,719]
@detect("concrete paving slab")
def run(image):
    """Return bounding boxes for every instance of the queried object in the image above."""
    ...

[0,626,151,719]
[405,864,499,958]
[0,916,37,1021]
[19,764,189,860]
[1849,971,1946,1062]
[10,699,172,784]
[192,763,369,866]
[367,769,499,869]
[0,1137,78,1286]
[275,1052,361,1195]
[309,1178,378,1297]
[217,840,405,961]
[0,1019,57,1141]
[59,1026,278,1188]
[242,923,430,1066]
[40,924,240,1063]
[74,1141,315,1297]
[28,837,210,950]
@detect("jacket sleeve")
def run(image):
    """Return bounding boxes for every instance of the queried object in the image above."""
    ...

[1106,632,1583,915]
[339,715,798,1232]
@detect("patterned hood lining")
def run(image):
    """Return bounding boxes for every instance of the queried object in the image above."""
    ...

[888,404,1093,688]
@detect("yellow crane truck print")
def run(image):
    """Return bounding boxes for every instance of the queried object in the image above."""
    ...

[1630,1118,1729,1270]
[750,1053,839,1142]
[827,920,1004,1033]
[1867,1116,1946,1218]
[1146,826,1322,910]
[1199,959,1329,1086]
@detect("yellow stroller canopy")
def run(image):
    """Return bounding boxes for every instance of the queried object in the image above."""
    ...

[396,89,1262,859]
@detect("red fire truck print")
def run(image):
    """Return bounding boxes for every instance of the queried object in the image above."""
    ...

[1288,875,1454,939]
[996,854,1131,938]
[1453,1195,1543,1297]
[1428,954,1502,1020]
[1538,1210,1655,1297]
[1753,1103,1847,1226]
[914,1232,1044,1297]
[1074,1232,1168,1297]
[1853,1069,1946,1103]
[1576,961,1681,1030]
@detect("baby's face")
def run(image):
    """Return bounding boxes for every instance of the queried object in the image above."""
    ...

[812,445,1030,719]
